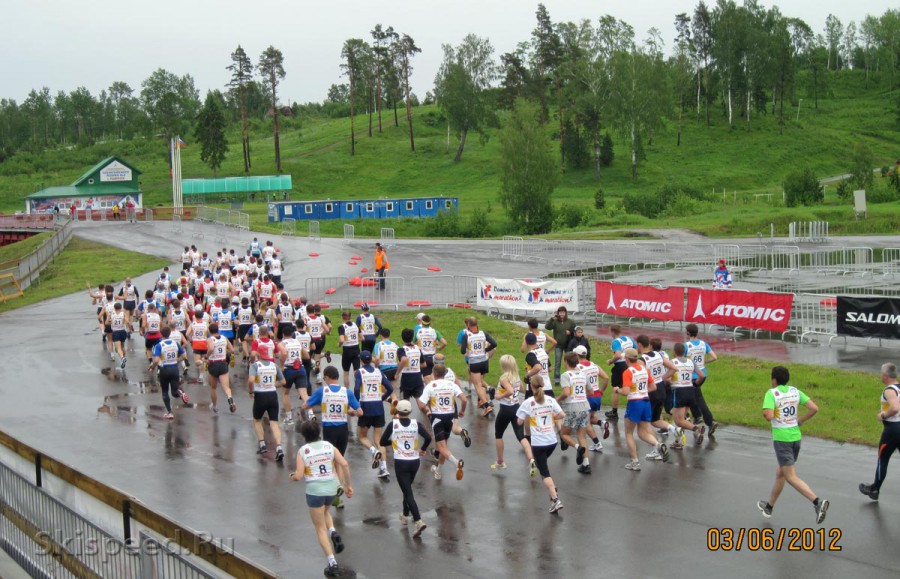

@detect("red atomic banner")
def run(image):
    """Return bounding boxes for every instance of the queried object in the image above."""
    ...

[595,282,684,321]
[685,288,794,332]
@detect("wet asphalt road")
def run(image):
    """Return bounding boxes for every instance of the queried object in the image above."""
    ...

[0,221,897,578]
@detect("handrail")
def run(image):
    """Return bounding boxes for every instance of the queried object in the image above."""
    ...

[0,220,73,291]
[0,429,278,579]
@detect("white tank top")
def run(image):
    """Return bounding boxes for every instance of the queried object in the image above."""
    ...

[883,385,900,422]
[170,309,187,332]
[423,379,460,414]
[321,387,349,423]
[672,359,694,388]
[625,366,651,401]
[307,317,325,339]
[466,330,488,363]
[401,345,421,374]
[498,377,522,407]
[417,327,438,355]
[111,311,126,331]
[278,304,294,323]
[282,338,304,369]
[237,307,253,325]
[686,340,709,370]
[562,370,588,405]
[391,419,420,461]
[581,362,601,394]
[253,361,278,392]
[642,352,666,384]
[769,386,800,429]
[359,314,377,336]
[378,341,398,367]
[302,442,335,482]
[208,336,228,362]
[296,331,312,352]
[145,312,161,333]
[341,323,360,347]
[358,367,384,402]
[191,321,208,341]
[159,340,180,365]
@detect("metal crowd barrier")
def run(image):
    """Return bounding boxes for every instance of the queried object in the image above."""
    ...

[281,218,296,237]
[343,224,355,244]
[308,221,321,241]
[171,215,183,235]
[380,228,396,248]
[788,221,830,243]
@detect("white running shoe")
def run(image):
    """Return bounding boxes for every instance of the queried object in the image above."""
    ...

[625,460,642,471]
[589,442,604,452]
[399,514,411,525]
[645,450,663,461]
[431,465,442,480]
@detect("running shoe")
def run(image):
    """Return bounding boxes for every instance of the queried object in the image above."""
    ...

[589,442,603,453]
[549,498,564,513]
[677,427,687,447]
[209,403,218,414]
[324,351,332,363]
[413,520,427,538]
[330,531,344,554]
[456,459,465,481]
[275,447,284,462]
[625,460,641,471]
[757,500,773,518]
[560,440,569,451]
[324,563,341,578]
[659,443,670,463]
[121,356,127,369]
[283,417,294,427]
[670,441,684,450]
[257,443,267,455]
[336,485,344,497]
[576,445,586,465]
[431,465,442,480]
[228,398,236,413]
[179,390,190,404]
[694,424,706,445]
[529,459,537,477]
[577,464,592,475]
[372,450,382,469]
[490,462,507,470]
[645,450,663,461]
[163,412,174,420]
[378,467,390,480]
[602,420,610,439]
[432,449,441,460]
[333,496,344,509]
[109,352,115,361]
[708,422,719,435]
[605,409,619,421]
[815,499,829,525]
[399,514,411,525]
[859,483,879,501]
[461,428,471,448]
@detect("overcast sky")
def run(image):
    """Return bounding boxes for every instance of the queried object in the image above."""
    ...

[2,0,893,106]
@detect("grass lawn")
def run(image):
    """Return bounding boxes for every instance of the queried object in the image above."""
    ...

[340,309,882,446]
[0,231,51,266]
[0,236,169,312]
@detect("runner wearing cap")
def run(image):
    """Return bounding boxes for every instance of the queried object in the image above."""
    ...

[617,348,669,471]
[713,259,733,289]
[354,350,394,479]
[290,420,353,578]
[492,354,535,473]
[517,376,566,514]
[859,363,900,501]
[418,364,469,481]
[575,345,609,452]
[758,366,829,524]
[606,324,635,421]
[356,304,382,354]
[380,399,431,538]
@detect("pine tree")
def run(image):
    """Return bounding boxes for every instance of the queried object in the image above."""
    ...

[195,92,228,177]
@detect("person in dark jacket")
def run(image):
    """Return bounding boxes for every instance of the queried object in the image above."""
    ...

[565,326,591,360]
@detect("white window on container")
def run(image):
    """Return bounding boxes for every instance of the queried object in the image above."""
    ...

[425,200,433,210]
[445,199,453,208]
[406,201,414,211]
[325,203,333,212]
[366,203,374,212]
[346,203,353,212]
[386,202,394,212]
[305,205,313,214]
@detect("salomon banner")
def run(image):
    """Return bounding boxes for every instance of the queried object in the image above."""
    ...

[595,282,684,321]
[477,278,579,312]
[836,296,900,339]
[685,288,793,332]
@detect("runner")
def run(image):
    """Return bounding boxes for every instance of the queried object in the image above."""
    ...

[354,350,394,480]
[616,348,669,471]
[278,327,310,428]
[270,251,283,287]
[557,353,592,474]
[356,303,382,354]
[213,297,236,351]
[417,364,469,481]
[492,354,535,473]
[337,311,361,388]
[249,237,262,260]
[415,314,446,384]
[141,303,163,364]
[189,304,209,372]
[307,305,332,385]
[460,317,498,416]
[523,333,553,398]
[395,328,425,401]
[685,323,719,434]
[545,306,576,386]
[576,346,610,452]
[290,420,353,578]
[605,324,635,421]
[251,324,277,364]
[235,297,255,359]
[116,278,139,333]
[758,366,829,524]
[248,351,286,461]
[373,328,399,386]
[859,363,900,501]
[275,293,295,340]
[303,366,361,509]
[636,335,679,458]
[379,400,431,537]
[109,301,128,368]
[669,343,706,447]
[516,376,566,514]
[206,322,237,414]
[521,318,556,353]
[150,327,189,419]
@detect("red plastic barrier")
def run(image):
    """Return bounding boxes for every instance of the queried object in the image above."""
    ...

[325,288,336,295]
[316,302,330,309]
[449,303,472,309]
[351,255,363,260]
[407,300,432,307]
[361,268,368,273]
[820,298,837,309]
[427,266,441,272]
[354,301,379,307]
[349,277,362,287]
[361,279,377,287]
[349,260,358,265]
[309,252,320,257]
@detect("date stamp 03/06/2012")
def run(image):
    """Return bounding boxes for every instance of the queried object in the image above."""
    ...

[707,528,842,552]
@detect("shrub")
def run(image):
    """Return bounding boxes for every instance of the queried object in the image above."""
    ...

[600,132,614,167]
[782,166,824,207]
[465,211,491,237]
[553,203,589,230]
[594,188,605,210]
[430,209,460,237]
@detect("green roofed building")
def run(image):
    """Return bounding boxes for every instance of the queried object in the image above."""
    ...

[182,175,292,204]
[25,157,142,214]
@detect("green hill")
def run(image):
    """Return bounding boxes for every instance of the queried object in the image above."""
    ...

[2,70,898,238]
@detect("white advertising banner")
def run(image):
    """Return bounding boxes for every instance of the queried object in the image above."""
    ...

[476,278,579,312]
[99,160,133,182]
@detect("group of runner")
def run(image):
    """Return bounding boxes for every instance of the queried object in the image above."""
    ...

[86,241,900,578]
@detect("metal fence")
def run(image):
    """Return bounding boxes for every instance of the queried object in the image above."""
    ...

[171,215,183,235]
[788,221,830,243]
[308,221,320,241]
[343,224,355,244]
[0,220,73,292]
[195,206,249,231]
[144,209,153,222]
[380,227,396,248]
[281,218,296,237]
